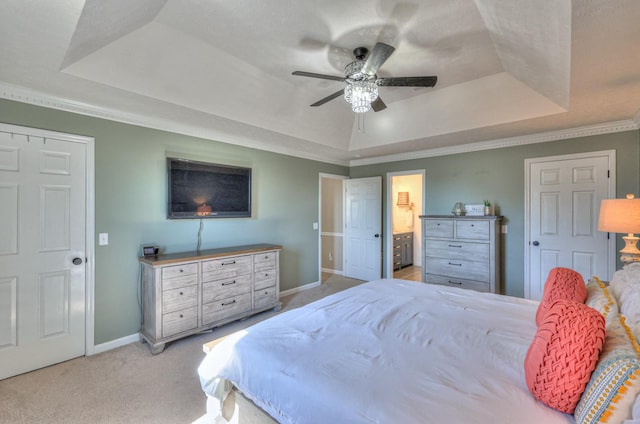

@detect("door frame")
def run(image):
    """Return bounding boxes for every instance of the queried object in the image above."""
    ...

[0,123,95,355]
[385,170,426,278]
[523,150,616,298]
[318,173,349,283]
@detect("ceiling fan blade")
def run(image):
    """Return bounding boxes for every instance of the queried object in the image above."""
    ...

[292,71,345,82]
[310,89,345,107]
[377,76,438,87]
[371,97,387,112]
[361,42,395,76]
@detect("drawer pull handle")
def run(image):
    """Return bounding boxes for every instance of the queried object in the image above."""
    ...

[222,280,236,286]
[448,280,462,285]
[265,273,269,277]
[179,269,184,273]
[222,300,236,306]
[179,314,184,318]
[179,291,183,295]
[448,262,462,266]
[448,244,462,248]
[221,261,236,266]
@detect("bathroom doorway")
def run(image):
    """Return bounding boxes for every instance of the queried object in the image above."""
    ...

[386,171,425,281]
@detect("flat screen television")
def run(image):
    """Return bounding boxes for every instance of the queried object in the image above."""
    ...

[167,157,251,219]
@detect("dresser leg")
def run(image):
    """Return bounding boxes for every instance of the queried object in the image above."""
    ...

[149,343,166,355]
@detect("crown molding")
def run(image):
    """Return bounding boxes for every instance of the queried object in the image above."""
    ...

[2,82,638,169]
[0,82,350,167]
[349,119,640,167]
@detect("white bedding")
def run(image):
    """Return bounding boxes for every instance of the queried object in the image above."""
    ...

[198,279,573,423]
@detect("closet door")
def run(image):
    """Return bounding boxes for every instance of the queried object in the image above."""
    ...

[0,129,88,379]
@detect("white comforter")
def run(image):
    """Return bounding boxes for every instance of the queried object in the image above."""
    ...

[198,279,573,423]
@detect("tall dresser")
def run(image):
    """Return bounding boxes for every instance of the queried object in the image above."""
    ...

[420,216,502,293]
[139,243,282,354]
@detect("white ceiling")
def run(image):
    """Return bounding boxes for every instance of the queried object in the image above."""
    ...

[1,0,640,165]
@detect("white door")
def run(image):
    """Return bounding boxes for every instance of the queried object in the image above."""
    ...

[525,151,615,300]
[0,129,87,379]
[344,177,382,281]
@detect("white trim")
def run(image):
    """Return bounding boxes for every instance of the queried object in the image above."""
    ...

[351,120,638,167]
[0,123,97,357]
[280,281,321,297]
[0,82,350,167]
[93,333,141,355]
[385,170,426,278]
[523,150,616,299]
[2,81,638,168]
[85,135,96,355]
[320,232,343,237]
[321,268,344,275]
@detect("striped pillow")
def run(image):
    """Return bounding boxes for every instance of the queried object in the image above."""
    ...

[585,277,619,328]
[574,314,640,423]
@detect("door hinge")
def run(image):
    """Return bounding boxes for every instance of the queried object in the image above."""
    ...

[608,170,610,178]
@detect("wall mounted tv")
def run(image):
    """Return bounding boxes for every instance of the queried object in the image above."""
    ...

[167,157,251,219]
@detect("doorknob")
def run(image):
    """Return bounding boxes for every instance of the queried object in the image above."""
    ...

[532,241,539,246]
[72,257,83,265]
[374,234,380,238]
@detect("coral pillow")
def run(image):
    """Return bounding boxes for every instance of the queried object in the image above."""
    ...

[525,299,605,414]
[536,267,587,326]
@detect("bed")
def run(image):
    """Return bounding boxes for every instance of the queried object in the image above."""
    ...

[197,276,640,424]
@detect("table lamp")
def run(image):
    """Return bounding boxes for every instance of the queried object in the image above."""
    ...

[597,194,640,264]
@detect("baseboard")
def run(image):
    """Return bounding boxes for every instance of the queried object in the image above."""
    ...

[280,281,321,297]
[92,333,141,355]
[321,268,343,275]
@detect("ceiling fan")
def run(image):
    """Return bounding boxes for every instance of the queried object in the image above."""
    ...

[292,42,437,113]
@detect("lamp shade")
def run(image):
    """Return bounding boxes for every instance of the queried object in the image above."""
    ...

[597,195,640,234]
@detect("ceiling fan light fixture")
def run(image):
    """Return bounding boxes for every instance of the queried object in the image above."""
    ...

[346,80,378,113]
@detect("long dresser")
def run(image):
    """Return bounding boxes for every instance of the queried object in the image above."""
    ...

[139,244,282,354]
[420,215,502,293]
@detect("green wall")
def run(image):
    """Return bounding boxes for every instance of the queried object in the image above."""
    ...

[3,96,639,343]
[350,131,640,297]
[0,99,348,344]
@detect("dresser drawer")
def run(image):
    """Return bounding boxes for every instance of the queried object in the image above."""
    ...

[162,285,198,313]
[254,287,277,310]
[425,274,490,293]
[202,275,251,304]
[255,268,277,283]
[424,219,454,238]
[424,257,489,282]
[456,220,490,240]
[255,276,277,291]
[202,255,252,280]
[162,308,198,338]
[424,239,489,262]
[162,274,198,291]
[254,251,277,265]
[202,292,252,325]
[162,262,198,280]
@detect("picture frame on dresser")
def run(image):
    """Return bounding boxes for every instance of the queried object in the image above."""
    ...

[420,215,502,293]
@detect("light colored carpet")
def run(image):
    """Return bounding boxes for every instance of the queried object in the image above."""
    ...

[0,275,364,424]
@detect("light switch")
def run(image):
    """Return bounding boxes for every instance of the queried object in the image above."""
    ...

[99,233,109,245]
[312,222,319,230]
[501,225,508,234]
